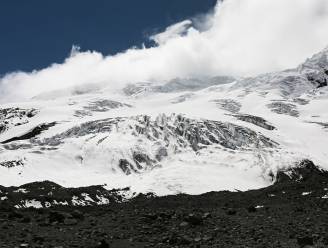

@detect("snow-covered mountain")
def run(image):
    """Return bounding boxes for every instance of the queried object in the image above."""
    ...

[0,48,328,196]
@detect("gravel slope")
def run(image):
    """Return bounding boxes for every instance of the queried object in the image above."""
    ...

[1,160,328,248]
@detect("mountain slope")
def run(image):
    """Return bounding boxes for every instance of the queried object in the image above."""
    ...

[0,48,328,195]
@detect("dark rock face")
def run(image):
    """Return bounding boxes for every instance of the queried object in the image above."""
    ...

[233,114,275,130]
[118,159,136,175]
[1,122,56,144]
[84,100,132,112]
[0,159,24,168]
[133,152,154,169]
[0,123,6,133]
[275,159,328,184]
[293,98,310,105]
[306,73,328,88]
[267,101,299,117]
[212,99,242,113]
[1,159,328,247]
[75,99,132,117]
[0,108,38,134]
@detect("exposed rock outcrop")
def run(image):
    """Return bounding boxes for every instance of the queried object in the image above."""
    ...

[233,114,275,130]
[275,159,328,184]
[267,101,299,117]
[0,108,38,134]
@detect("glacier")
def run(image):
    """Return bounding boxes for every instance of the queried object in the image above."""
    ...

[0,47,328,196]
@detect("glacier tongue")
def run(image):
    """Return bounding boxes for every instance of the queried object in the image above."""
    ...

[0,48,328,195]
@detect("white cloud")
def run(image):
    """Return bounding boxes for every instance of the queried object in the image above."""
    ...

[150,20,192,45]
[1,0,328,102]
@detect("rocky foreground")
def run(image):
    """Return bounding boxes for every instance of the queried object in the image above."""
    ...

[0,160,328,248]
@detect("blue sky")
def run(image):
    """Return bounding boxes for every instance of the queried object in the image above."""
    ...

[0,0,216,75]
[1,0,327,103]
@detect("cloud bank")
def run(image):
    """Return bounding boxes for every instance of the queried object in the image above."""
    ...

[1,0,328,102]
